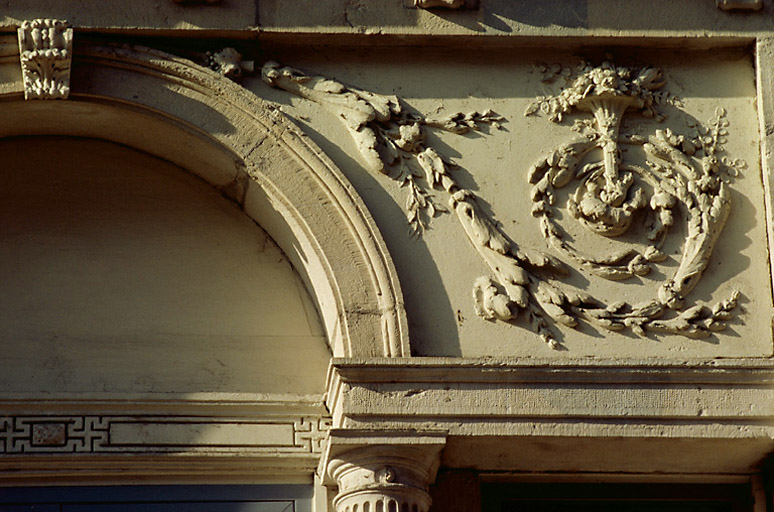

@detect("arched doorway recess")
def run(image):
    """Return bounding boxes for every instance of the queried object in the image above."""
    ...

[0,38,408,360]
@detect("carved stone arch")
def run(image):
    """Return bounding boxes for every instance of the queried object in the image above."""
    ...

[0,38,408,358]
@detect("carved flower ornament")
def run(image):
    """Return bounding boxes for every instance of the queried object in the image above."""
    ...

[263,60,742,349]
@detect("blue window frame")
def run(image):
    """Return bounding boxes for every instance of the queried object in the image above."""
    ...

[0,485,312,512]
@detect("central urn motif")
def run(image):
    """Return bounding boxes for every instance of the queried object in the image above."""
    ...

[526,61,740,315]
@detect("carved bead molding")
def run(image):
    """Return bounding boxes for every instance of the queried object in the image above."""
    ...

[717,0,762,11]
[17,19,72,100]
[322,431,446,512]
[262,61,503,236]
[263,61,744,350]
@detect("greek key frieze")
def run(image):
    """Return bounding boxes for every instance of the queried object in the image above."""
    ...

[0,415,329,454]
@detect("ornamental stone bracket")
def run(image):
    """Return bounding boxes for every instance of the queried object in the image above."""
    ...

[17,19,72,100]
[320,429,447,512]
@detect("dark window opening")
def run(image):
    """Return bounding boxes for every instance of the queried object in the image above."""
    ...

[482,482,753,512]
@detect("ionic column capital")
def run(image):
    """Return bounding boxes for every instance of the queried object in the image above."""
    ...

[321,429,446,512]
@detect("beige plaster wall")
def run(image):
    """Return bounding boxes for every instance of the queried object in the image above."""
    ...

[0,0,771,39]
[253,45,772,359]
[0,136,329,396]
[259,0,773,40]
[1,0,772,492]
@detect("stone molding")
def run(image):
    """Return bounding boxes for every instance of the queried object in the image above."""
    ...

[327,358,774,426]
[17,19,72,100]
[0,32,409,485]
[0,415,329,455]
[756,39,774,300]
[76,43,407,357]
[0,34,408,358]
[325,358,774,474]
[0,397,330,481]
[321,430,446,512]
[0,3,770,38]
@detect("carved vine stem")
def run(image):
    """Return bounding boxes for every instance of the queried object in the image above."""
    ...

[261,61,567,348]
[262,60,743,349]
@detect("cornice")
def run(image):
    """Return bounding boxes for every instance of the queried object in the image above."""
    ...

[329,357,774,385]
[326,357,774,432]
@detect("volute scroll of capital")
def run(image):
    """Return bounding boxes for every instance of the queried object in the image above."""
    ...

[326,447,441,512]
[263,57,766,353]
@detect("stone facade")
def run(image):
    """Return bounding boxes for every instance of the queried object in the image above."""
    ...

[0,2,773,511]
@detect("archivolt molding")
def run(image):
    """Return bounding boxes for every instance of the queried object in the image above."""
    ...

[0,36,408,358]
[263,60,744,349]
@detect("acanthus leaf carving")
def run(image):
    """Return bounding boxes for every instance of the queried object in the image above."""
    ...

[263,60,744,349]
[17,19,72,100]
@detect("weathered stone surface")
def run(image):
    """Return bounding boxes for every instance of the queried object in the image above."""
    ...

[0,137,328,396]
[265,48,770,358]
[1,3,774,505]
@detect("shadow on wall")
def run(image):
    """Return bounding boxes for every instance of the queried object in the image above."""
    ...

[426,0,773,34]
[0,136,330,396]
[431,0,588,33]
[0,0,257,31]
[288,115,463,356]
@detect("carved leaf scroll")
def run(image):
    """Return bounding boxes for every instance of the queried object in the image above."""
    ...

[262,60,744,349]
[262,61,504,235]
